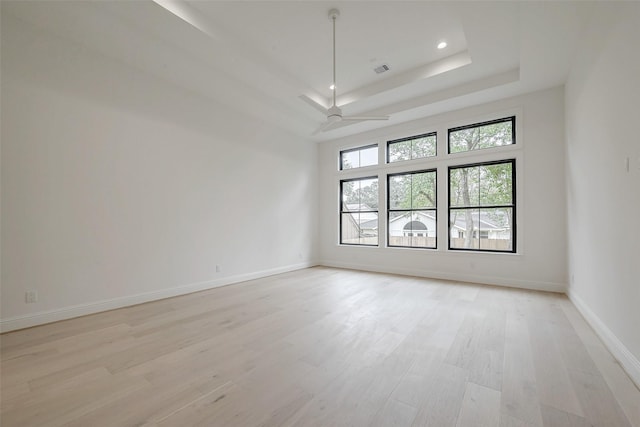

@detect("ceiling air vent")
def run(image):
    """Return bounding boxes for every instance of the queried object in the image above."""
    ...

[374,64,390,74]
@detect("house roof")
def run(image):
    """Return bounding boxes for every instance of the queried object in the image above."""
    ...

[404,221,427,231]
[387,210,507,231]
[450,211,507,231]
[344,203,377,212]
[344,205,378,230]
[389,211,436,225]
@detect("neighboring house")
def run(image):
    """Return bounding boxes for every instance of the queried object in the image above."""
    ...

[342,204,379,244]
[344,206,510,241]
[388,211,436,238]
[449,211,511,240]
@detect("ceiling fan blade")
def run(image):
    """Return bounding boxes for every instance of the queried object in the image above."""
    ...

[342,115,390,121]
[312,120,340,135]
[299,95,329,115]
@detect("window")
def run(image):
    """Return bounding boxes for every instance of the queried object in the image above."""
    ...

[388,170,437,248]
[449,160,515,252]
[340,177,379,246]
[336,115,518,253]
[448,116,515,154]
[340,144,378,170]
[387,132,436,163]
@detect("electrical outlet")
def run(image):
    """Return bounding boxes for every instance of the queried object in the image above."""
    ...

[25,290,38,304]
[215,265,221,273]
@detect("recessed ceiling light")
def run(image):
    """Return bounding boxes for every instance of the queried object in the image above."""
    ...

[329,84,336,90]
[437,41,447,49]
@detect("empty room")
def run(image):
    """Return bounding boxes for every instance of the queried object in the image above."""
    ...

[1,1,639,426]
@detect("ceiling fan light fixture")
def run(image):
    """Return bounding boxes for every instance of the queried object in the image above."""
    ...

[327,105,342,124]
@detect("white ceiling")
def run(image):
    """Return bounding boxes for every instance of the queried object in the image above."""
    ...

[3,1,594,141]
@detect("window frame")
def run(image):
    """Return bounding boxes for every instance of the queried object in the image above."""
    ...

[334,113,520,254]
[447,159,517,253]
[447,116,516,155]
[387,168,437,250]
[339,175,380,247]
[339,143,379,171]
[386,131,437,163]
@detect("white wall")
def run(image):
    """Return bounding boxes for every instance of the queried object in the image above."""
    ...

[318,87,567,292]
[0,12,318,331]
[565,4,640,385]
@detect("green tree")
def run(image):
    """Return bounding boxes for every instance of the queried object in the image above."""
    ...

[389,135,436,162]
[342,178,378,210]
[359,179,379,209]
[389,171,435,210]
[449,122,512,153]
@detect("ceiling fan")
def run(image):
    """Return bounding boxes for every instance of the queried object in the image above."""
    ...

[313,8,389,134]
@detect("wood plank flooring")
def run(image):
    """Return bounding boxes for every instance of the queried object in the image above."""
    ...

[1,267,638,426]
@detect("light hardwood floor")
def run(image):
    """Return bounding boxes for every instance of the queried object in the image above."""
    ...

[1,267,638,426]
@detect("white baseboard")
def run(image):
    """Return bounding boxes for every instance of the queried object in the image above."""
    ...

[320,260,566,293]
[0,261,317,333]
[568,290,640,389]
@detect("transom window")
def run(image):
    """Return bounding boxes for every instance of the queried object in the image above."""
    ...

[387,132,437,163]
[340,144,378,170]
[448,116,515,154]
